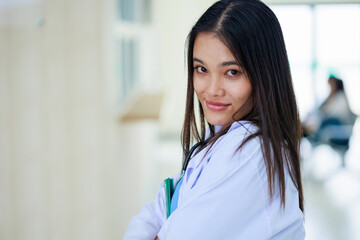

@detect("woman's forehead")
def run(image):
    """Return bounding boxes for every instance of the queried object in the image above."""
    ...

[193,33,237,65]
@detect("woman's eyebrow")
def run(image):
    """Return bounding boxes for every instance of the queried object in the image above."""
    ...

[193,58,241,68]
[193,58,204,64]
[221,61,239,67]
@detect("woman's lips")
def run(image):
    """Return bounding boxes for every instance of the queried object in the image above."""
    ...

[205,100,230,111]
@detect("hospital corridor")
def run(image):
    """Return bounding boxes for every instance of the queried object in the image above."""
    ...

[1,0,360,239]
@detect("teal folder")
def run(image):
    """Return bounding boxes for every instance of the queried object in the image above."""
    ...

[164,178,174,218]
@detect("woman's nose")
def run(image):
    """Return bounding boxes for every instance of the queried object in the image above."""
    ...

[207,76,225,97]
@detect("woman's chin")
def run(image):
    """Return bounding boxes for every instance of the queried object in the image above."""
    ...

[206,118,233,127]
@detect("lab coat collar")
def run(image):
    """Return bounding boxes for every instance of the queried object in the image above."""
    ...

[214,120,252,134]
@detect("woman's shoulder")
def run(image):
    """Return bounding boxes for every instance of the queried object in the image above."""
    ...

[214,121,261,157]
[206,121,267,188]
[224,121,259,144]
[204,121,264,179]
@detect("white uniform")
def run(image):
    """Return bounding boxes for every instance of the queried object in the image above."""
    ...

[320,91,357,125]
[124,121,305,240]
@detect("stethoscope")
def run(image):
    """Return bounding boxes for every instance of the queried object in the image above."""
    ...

[180,122,249,176]
[181,141,207,177]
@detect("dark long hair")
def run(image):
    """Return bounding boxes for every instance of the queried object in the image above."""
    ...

[181,0,304,211]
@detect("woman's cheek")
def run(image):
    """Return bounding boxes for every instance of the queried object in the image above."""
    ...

[193,77,206,95]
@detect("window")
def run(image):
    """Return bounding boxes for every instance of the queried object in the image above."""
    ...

[117,38,139,102]
[114,0,155,105]
[117,0,152,23]
[271,4,360,118]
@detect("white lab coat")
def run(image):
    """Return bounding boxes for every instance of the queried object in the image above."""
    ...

[124,121,305,239]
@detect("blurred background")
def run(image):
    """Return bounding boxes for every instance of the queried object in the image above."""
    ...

[0,0,359,239]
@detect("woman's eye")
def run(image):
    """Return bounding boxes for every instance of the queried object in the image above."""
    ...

[227,69,239,76]
[195,66,207,73]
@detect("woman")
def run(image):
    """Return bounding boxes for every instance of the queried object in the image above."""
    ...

[318,76,356,126]
[124,0,305,239]
[303,76,357,143]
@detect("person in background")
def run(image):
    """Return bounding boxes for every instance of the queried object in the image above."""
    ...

[319,76,356,125]
[303,76,357,143]
[124,0,305,239]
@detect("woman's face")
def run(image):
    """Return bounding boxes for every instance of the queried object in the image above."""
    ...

[193,32,252,126]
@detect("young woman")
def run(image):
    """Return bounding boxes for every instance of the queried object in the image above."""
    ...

[124,0,305,239]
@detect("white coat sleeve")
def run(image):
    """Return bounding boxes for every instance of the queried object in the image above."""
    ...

[123,183,167,240]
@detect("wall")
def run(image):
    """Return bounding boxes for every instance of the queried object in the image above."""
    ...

[0,0,193,238]
[0,0,118,239]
